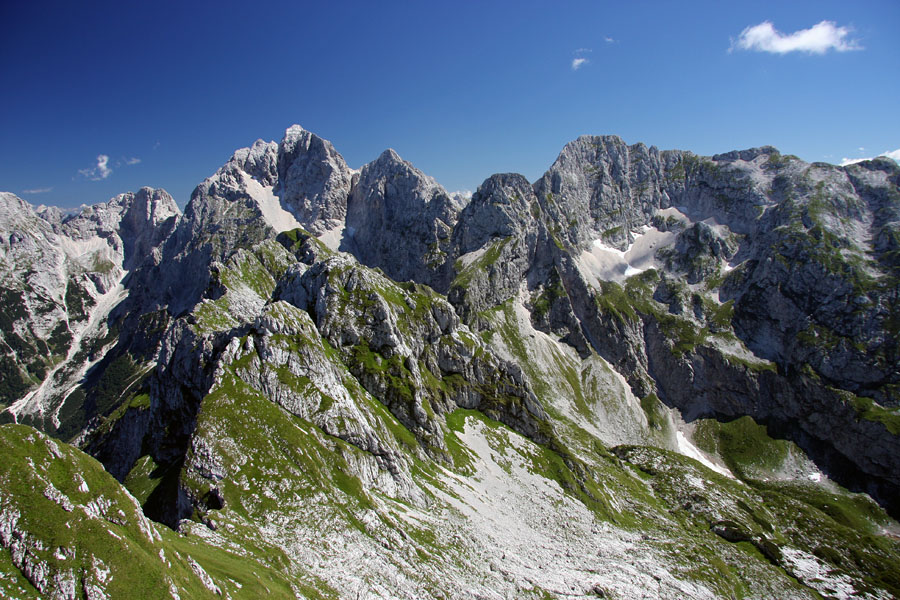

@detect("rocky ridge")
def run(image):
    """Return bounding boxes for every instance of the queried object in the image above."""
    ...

[1,125,899,599]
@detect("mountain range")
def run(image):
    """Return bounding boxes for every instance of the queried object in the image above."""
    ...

[1,125,899,599]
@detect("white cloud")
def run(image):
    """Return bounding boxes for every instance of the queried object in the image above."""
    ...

[78,154,112,180]
[731,20,862,54]
[22,187,53,194]
[572,57,589,70]
[124,157,141,165]
[604,36,615,44]
[574,47,592,54]
[840,149,900,166]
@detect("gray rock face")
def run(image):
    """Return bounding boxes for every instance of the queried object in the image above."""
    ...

[661,222,738,284]
[278,124,356,232]
[344,149,459,287]
[717,160,900,398]
[203,125,356,234]
[447,174,549,320]
[0,189,178,414]
[134,125,354,317]
[533,135,670,250]
[526,140,900,511]
[275,238,550,446]
[453,174,539,254]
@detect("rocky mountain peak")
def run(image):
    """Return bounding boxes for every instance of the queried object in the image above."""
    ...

[712,145,779,163]
[276,124,354,233]
[0,192,47,233]
[533,134,666,250]
[218,138,280,187]
[110,187,180,271]
[344,146,458,286]
[375,147,403,164]
[454,173,538,254]
[106,186,180,224]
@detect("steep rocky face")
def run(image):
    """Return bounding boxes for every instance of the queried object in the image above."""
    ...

[278,124,356,233]
[0,193,72,406]
[344,149,459,287]
[719,159,900,401]
[531,136,782,255]
[524,139,900,512]
[131,126,355,318]
[533,135,672,250]
[84,228,552,530]
[275,237,549,446]
[447,173,553,322]
[63,187,180,274]
[0,189,178,425]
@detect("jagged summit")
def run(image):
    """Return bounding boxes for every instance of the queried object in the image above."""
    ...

[375,147,403,163]
[711,145,780,162]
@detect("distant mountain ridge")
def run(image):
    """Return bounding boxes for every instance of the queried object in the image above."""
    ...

[1,125,899,599]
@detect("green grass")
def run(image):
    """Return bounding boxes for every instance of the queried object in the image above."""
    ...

[0,354,32,405]
[640,393,668,432]
[594,280,639,323]
[451,237,511,288]
[443,409,478,474]
[691,416,791,477]
[0,424,232,599]
[849,395,900,435]
[124,454,164,505]
[531,268,567,320]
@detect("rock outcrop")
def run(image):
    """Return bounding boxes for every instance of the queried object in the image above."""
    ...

[344,149,459,287]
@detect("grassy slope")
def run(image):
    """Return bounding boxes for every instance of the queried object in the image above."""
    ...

[0,423,296,600]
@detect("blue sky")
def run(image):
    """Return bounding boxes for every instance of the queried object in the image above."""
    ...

[1,0,898,209]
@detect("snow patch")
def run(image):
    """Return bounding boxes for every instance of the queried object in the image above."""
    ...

[10,280,130,423]
[577,227,676,285]
[241,172,302,233]
[657,206,691,221]
[317,224,346,252]
[676,431,734,479]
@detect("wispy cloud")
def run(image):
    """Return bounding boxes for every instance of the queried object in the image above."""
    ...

[840,149,900,166]
[124,157,141,165]
[22,187,53,195]
[571,47,592,71]
[731,20,862,55]
[604,36,616,44]
[78,154,112,180]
